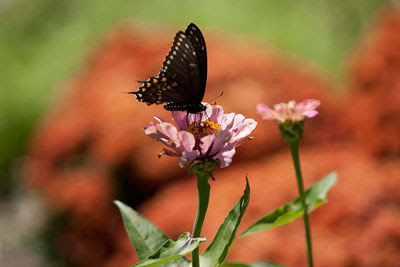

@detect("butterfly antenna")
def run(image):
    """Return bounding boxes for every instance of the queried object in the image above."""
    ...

[207,91,224,105]
[202,109,209,121]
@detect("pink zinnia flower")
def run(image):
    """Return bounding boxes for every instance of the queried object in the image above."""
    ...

[144,104,257,168]
[257,99,320,123]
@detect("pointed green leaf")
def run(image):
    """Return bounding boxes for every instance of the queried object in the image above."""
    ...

[222,261,285,267]
[132,232,205,267]
[200,178,250,267]
[114,200,169,260]
[115,201,196,267]
[154,257,191,267]
[240,172,337,237]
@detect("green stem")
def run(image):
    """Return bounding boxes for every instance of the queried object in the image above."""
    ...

[289,142,314,267]
[191,166,211,267]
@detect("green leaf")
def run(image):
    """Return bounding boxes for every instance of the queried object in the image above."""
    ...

[156,258,191,267]
[240,172,337,237]
[200,178,250,267]
[132,232,205,267]
[114,201,205,266]
[222,261,285,267]
[114,200,169,260]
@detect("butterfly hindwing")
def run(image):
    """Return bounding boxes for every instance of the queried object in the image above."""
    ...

[134,76,181,105]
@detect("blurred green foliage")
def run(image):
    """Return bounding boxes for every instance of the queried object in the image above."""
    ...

[28,212,69,267]
[0,0,388,196]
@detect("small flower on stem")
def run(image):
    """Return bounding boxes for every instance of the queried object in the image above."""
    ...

[257,99,320,145]
[144,103,257,168]
[257,99,320,267]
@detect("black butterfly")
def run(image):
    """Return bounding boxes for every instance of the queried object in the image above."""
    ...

[130,23,207,114]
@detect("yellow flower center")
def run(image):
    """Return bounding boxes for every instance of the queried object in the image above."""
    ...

[186,120,221,136]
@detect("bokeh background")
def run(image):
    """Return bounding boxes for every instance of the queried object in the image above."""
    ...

[1,0,400,266]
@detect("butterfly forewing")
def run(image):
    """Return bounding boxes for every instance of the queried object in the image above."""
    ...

[185,23,207,100]
[160,31,198,102]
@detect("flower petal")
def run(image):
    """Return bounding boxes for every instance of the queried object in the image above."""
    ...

[298,99,320,118]
[177,131,195,151]
[297,99,320,111]
[257,103,277,120]
[154,116,166,123]
[219,112,236,130]
[228,114,246,133]
[199,133,216,155]
[208,130,232,157]
[209,105,224,123]
[203,102,213,119]
[163,148,180,157]
[256,103,270,113]
[303,110,319,118]
[144,122,158,138]
[179,150,199,167]
[147,122,182,153]
[214,145,236,168]
[172,111,188,131]
[156,122,178,140]
[230,119,257,146]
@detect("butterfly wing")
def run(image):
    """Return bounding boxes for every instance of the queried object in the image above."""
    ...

[132,23,207,111]
[185,23,207,102]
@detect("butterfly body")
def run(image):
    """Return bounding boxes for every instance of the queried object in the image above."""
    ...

[131,23,208,114]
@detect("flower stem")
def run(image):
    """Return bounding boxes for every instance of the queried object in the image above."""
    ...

[191,165,212,267]
[289,142,314,267]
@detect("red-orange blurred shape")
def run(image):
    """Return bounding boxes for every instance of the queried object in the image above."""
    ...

[346,9,400,158]
[25,9,400,267]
